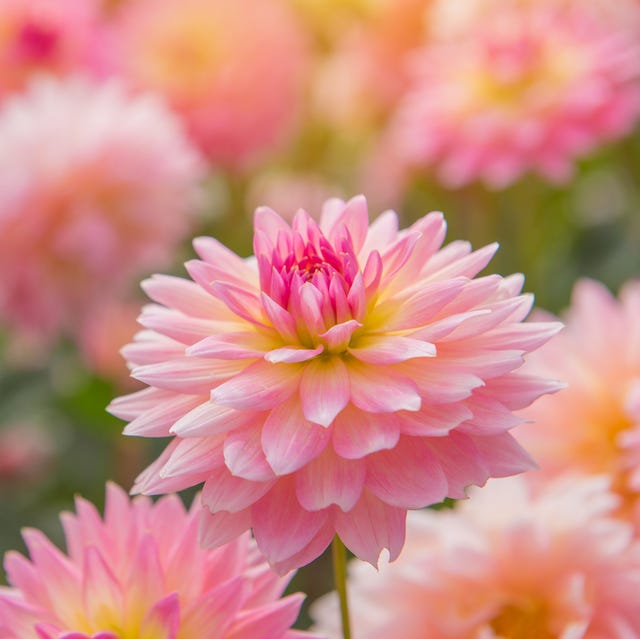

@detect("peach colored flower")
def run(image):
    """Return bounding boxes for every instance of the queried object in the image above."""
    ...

[0,75,204,344]
[0,483,318,639]
[517,279,640,520]
[109,195,561,573]
[0,0,109,97]
[376,1,640,189]
[114,0,308,169]
[311,476,640,639]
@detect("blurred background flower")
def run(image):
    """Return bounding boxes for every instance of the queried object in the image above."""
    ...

[311,476,640,638]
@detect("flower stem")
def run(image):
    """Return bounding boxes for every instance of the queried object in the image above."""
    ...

[332,535,352,639]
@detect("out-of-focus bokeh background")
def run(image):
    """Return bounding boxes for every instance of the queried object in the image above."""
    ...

[0,0,639,627]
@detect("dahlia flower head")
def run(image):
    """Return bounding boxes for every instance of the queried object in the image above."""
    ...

[0,483,317,639]
[114,0,308,169]
[311,475,640,639]
[109,195,562,573]
[0,0,110,97]
[378,0,640,189]
[517,279,640,519]
[0,75,204,342]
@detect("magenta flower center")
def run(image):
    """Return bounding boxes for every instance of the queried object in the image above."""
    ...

[16,23,59,63]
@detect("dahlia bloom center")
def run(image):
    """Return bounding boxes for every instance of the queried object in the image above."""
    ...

[490,600,554,639]
[256,209,372,350]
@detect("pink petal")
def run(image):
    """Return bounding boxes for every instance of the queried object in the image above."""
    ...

[82,547,124,629]
[377,277,467,331]
[299,357,350,426]
[366,437,448,508]
[170,401,258,437]
[132,358,244,394]
[193,235,258,285]
[260,293,298,342]
[482,373,566,410]
[262,397,331,475]
[211,281,269,328]
[125,536,165,617]
[332,407,400,459]
[224,426,275,481]
[269,523,335,575]
[180,578,245,638]
[472,432,538,477]
[359,209,398,257]
[160,436,225,479]
[349,335,436,365]
[348,361,421,413]
[107,387,176,421]
[202,470,275,513]
[123,395,202,437]
[141,273,222,317]
[397,403,472,436]
[252,480,328,564]
[319,320,362,351]
[424,242,499,280]
[265,345,324,364]
[139,593,180,639]
[198,508,252,549]
[186,332,274,359]
[253,206,292,255]
[295,448,365,512]
[334,491,406,566]
[397,360,483,403]
[225,594,306,639]
[211,360,301,410]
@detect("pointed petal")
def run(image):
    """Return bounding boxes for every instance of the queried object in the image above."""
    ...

[332,407,400,459]
[299,356,350,426]
[252,480,328,564]
[224,426,275,481]
[349,335,436,365]
[202,469,275,513]
[295,448,365,512]
[262,397,331,475]
[334,492,406,565]
[198,508,252,549]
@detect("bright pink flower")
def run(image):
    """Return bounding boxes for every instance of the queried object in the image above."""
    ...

[311,475,640,639]
[0,75,204,343]
[109,195,561,573]
[375,1,640,189]
[114,0,308,169]
[0,483,317,639]
[0,0,110,97]
[517,279,640,520]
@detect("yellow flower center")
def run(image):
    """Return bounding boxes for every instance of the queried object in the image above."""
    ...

[489,599,554,639]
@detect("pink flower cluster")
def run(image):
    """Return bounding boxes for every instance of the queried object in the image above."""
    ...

[371,0,640,191]
[109,195,561,572]
[0,483,318,639]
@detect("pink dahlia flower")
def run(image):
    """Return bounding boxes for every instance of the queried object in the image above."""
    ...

[311,475,640,639]
[114,0,308,169]
[0,75,204,343]
[378,1,640,189]
[517,279,640,519]
[0,483,317,639]
[109,195,561,573]
[0,0,109,97]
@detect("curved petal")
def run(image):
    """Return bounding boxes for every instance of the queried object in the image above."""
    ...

[332,407,400,459]
[295,448,365,512]
[224,426,275,481]
[252,480,328,564]
[349,335,436,365]
[202,470,275,514]
[299,357,350,427]
[262,397,331,475]
[334,491,406,566]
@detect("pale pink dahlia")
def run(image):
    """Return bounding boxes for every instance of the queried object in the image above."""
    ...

[311,476,640,639]
[114,0,308,169]
[517,279,640,519]
[0,0,109,97]
[109,195,562,573]
[379,1,640,189]
[0,483,317,639]
[0,75,204,342]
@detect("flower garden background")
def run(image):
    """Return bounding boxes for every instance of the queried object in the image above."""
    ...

[1,1,640,637]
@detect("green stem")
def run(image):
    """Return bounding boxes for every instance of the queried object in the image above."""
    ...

[331,536,352,639]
